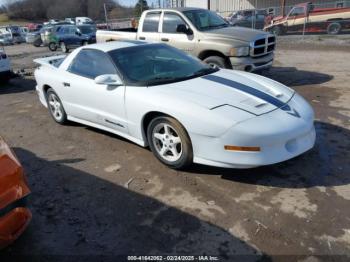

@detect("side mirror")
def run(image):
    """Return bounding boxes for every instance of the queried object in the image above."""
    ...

[176,24,193,35]
[76,31,82,36]
[95,74,123,86]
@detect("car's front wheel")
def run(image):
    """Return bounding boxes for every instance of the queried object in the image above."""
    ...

[147,116,193,169]
[46,88,67,124]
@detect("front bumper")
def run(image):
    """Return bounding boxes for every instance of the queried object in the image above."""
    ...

[0,138,31,249]
[229,53,274,72]
[192,94,316,168]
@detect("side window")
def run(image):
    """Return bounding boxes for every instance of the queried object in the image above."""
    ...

[69,49,116,79]
[142,12,161,32]
[163,12,187,34]
[290,7,305,17]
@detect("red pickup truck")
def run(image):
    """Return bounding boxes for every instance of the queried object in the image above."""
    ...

[264,2,350,35]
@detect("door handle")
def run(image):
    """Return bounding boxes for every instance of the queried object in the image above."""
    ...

[139,36,146,40]
[63,82,70,87]
[161,38,169,42]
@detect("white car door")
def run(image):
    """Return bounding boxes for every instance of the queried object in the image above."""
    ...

[137,11,161,42]
[62,49,128,133]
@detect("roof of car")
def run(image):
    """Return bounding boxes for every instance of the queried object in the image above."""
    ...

[82,40,150,52]
[149,7,206,12]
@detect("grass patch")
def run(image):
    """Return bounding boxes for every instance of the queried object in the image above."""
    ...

[0,13,29,26]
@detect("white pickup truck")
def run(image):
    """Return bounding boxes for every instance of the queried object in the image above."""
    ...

[97,8,276,72]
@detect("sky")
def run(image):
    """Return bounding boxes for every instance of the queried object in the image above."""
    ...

[0,0,160,7]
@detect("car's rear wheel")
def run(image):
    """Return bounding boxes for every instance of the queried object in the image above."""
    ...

[60,42,69,53]
[48,42,57,51]
[33,38,42,47]
[147,116,193,170]
[327,22,341,35]
[46,88,67,124]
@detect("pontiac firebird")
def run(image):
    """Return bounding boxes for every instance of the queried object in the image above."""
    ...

[34,41,316,169]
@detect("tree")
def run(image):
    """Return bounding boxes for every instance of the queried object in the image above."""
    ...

[134,0,149,17]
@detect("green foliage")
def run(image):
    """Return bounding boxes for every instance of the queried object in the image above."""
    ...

[134,0,149,17]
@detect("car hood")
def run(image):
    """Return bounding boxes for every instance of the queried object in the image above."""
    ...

[154,69,295,116]
[202,26,271,42]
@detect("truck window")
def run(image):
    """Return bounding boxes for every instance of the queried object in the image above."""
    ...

[163,12,187,34]
[143,12,161,33]
[289,7,305,17]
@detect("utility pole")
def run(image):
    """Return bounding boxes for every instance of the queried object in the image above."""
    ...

[104,3,108,28]
[281,0,286,16]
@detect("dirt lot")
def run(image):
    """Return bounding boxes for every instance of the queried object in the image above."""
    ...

[0,39,350,261]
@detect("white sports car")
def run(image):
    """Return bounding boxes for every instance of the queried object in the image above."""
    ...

[34,41,316,169]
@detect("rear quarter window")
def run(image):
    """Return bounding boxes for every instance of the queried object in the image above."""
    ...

[142,12,161,32]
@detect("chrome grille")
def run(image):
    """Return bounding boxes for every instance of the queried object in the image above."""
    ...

[250,35,276,58]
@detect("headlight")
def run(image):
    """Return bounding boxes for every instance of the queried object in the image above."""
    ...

[230,46,250,57]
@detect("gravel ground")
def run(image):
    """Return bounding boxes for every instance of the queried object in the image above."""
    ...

[0,39,350,261]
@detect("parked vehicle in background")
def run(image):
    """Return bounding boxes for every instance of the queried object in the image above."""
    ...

[0,34,13,46]
[226,9,267,30]
[19,27,29,40]
[65,18,75,24]
[76,17,94,25]
[0,136,32,249]
[34,41,315,169]
[265,2,350,35]
[27,23,43,32]
[0,48,11,83]
[97,8,276,72]
[0,26,24,44]
[26,29,42,45]
[48,25,96,52]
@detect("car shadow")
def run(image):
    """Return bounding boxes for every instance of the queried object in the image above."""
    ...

[186,121,350,189]
[0,78,36,95]
[1,148,267,260]
[260,67,333,87]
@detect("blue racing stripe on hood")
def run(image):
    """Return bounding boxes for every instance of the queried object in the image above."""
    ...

[202,74,285,109]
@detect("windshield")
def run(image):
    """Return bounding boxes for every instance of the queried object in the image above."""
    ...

[78,25,96,34]
[183,9,229,31]
[108,44,218,86]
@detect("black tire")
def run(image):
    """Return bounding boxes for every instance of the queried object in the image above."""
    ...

[82,40,88,46]
[46,88,68,124]
[203,56,230,69]
[327,22,341,35]
[33,38,42,47]
[48,42,58,51]
[60,42,69,53]
[271,25,284,36]
[147,116,193,170]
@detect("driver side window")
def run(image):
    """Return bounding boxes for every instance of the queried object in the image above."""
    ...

[163,12,187,34]
[69,49,116,79]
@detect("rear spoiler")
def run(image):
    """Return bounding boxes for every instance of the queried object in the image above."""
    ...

[33,55,67,67]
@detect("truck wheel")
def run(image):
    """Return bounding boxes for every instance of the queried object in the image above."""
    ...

[327,22,341,35]
[271,26,283,36]
[147,116,193,170]
[203,56,230,69]
[48,42,57,51]
[60,42,69,53]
